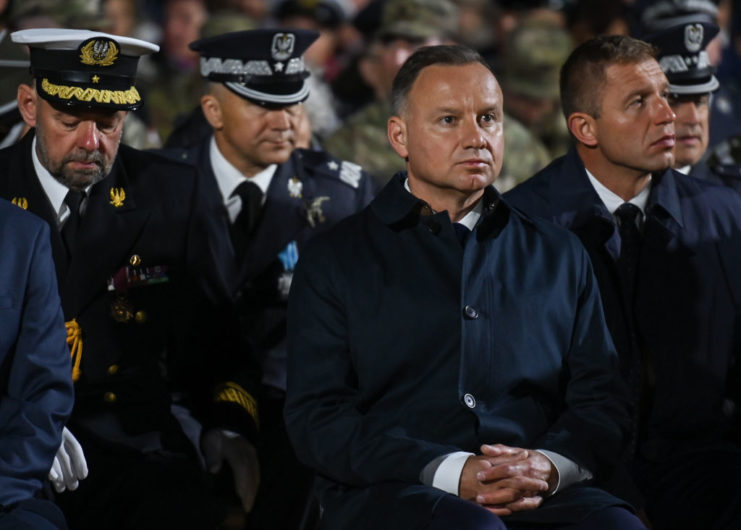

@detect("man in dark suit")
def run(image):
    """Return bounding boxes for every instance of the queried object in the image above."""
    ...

[285,44,644,530]
[0,198,73,530]
[506,35,741,530]
[2,28,260,529]
[161,28,376,529]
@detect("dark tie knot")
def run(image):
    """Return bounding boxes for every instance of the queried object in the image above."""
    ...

[615,203,642,232]
[231,180,263,205]
[64,189,86,215]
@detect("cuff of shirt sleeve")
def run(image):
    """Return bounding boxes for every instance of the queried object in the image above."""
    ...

[427,451,474,495]
[536,449,593,496]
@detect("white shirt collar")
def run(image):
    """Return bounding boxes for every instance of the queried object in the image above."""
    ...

[404,177,483,230]
[676,165,691,175]
[585,167,651,219]
[210,136,276,222]
[32,136,80,225]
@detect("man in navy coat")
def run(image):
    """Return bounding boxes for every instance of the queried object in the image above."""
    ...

[285,45,644,530]
[0,198,73,529]
[1,28,259,529]
[506,35,741,529]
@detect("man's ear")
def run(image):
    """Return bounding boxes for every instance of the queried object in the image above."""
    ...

[201,93,223,130]
[17,84,37,128]
[387,115,409,160]
[568,112,598,148]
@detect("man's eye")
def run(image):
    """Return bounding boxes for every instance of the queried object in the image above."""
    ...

[441,116,455,125]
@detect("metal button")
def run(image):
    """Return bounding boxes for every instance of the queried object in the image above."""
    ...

[135,310,147,324]
[107,364,119,375]
[103,392,117,403]
[129,254,142,266]
[463,393,476,408]
[463,305,479,319]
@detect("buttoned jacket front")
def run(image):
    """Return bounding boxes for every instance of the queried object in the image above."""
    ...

[285,174,631,527]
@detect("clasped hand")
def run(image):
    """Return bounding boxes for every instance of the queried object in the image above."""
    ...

[459,443,556,516]
[201,429,260,513]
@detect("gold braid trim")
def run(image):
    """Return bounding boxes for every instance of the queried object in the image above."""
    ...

[65,319,82,382]
[214,382,259,428]
[41,78,141,105]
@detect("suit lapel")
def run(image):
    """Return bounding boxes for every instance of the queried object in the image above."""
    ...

[60,159,149,317]
[238,155,310,281]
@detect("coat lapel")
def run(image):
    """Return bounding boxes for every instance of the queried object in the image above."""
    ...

[60,159,149,317]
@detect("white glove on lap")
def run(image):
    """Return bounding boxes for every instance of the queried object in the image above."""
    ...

[49,426,88,493]
[202,429,260,513]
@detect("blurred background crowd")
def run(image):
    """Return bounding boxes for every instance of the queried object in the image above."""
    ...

[1,0,740,191]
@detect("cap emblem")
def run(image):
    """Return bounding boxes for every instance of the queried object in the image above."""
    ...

[271,33,295,61]
[79,38,119,67]
[684,24,704,53]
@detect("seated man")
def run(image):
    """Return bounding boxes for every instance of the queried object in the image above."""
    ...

[506,35,741,529]
[0,198,73,529]
[285,44,644,530]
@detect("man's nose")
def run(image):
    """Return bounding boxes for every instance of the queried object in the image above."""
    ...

[77,121,100,151]
[268,109,293,130]
[656,97,676,125]
[462,118,487,149]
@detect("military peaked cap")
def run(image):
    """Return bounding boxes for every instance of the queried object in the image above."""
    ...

[11,28,158,111]
[190,28,319,107]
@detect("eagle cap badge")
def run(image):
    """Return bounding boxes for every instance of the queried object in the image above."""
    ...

[271,33,295,62]
[684,24,703,54]
[79,37,119,67]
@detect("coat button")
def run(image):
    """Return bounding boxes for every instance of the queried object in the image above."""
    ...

[135,311,147,324]
[107,364,119,375]
[129,254,142,266]
[463,393,476,408]
[103,392,117,403]
[463,305,479,319]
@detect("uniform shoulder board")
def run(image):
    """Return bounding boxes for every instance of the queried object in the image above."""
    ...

[298,148,364,189]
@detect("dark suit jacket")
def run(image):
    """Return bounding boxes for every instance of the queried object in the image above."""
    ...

[165,138,375,385]
[0,198,72,506]
[285,175,631,528]
[505,147,741,464]
[0,132,258,453]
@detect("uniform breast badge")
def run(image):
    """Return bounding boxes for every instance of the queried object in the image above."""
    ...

[109,187,126,207]
[305,196,329,228]
[107,258,169,323]
[288,177,303,198]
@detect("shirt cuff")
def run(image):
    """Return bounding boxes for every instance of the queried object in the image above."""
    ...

[421,451,473,495]
[536,449,593,495]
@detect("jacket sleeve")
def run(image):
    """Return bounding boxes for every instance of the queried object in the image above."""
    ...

[536,243,631,480]
[284,240,461,487]
[0,221,73,506]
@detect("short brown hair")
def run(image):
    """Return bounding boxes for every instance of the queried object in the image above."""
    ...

[560,35,657,119]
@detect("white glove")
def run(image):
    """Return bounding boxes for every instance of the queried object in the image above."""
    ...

[48,426,89,493]
[202,429,260,513]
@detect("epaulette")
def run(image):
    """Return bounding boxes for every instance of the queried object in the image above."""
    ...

[295,148,365,190]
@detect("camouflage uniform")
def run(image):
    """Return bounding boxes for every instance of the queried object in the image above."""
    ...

[502,16,573,158]
[496,114,553,192]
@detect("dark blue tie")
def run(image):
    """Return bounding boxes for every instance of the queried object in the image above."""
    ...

[62,189,85,259]
[230,180,263,260]
[615,203,643,290]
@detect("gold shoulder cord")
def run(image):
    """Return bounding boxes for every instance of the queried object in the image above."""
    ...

[65,319,82,382]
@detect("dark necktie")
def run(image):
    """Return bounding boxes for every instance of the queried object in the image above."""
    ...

[62,189,85,259]
[615,203,643,292]
[230,180,263,260]
[453,222,470,246]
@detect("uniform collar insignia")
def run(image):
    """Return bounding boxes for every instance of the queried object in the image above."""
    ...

[109,187,126,207]
[288,176,303,198]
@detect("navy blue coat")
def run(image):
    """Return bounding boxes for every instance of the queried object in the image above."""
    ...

[0,199,72,506]
[285,175,631,528]
[506,147,741,464]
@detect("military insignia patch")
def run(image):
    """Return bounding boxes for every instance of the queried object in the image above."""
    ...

[11,197,28,209]
[109,187,125,207]
[79,37,119,67]
[306,196,330,228]
[340,161,362,189]
[271,33,295,62]
[288,176,303,198]
[685,24,703,53]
